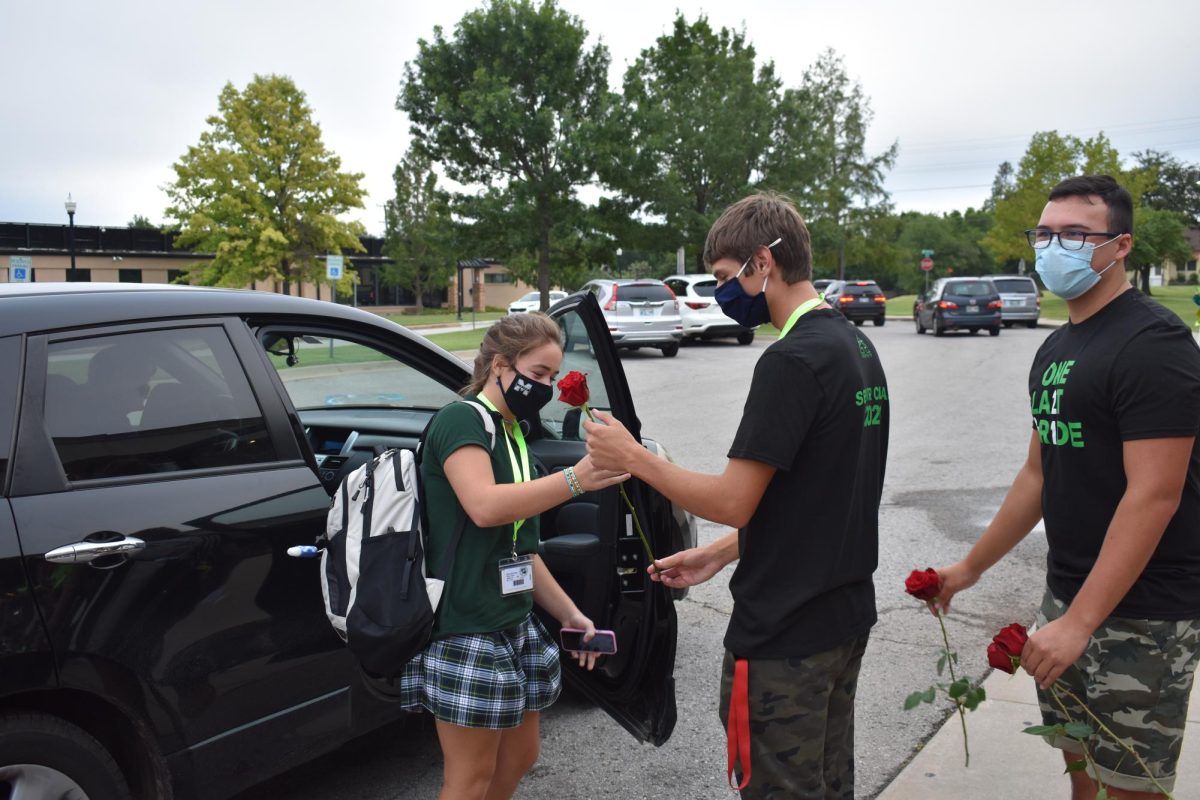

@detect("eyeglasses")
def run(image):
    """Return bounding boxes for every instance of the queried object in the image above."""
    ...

[1024,229,1123,251]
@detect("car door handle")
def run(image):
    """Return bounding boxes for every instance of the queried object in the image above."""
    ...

[45,536,146,564]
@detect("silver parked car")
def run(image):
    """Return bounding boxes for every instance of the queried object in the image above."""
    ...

[580,279,684,357]
[663,274,755,345]
[987,275,1041,328]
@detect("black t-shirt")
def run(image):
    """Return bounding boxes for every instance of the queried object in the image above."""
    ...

[724,309,889,658]
[1030,290,1200,619]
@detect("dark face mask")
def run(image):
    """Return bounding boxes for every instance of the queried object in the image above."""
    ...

[714,258,771,327]
[498,369,553,422]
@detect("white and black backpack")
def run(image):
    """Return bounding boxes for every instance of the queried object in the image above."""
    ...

[318,400,495,678]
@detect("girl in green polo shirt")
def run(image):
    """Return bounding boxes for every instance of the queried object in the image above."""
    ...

[399,312,628,800]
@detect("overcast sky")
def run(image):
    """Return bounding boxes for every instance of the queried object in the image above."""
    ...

[3,0,1198,234]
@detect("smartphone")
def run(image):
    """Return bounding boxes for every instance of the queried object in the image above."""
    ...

[559,627,617,655]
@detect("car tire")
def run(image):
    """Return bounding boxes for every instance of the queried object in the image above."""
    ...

[853,319,863,327]
[736,330,755,345]
[933,317,945,337]
[1003,321,1013,328]
[989,326,1001,336]
[0,712,132,800]
[1027,321,1038,329]
[915,315,926,335]
[969,328,980,335]
[661,343,680,358]
[873,317,884,327]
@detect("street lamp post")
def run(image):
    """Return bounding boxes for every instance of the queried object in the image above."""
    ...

[64,194,77,279]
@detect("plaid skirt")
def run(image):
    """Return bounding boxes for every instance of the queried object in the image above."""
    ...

[399,613,562,729]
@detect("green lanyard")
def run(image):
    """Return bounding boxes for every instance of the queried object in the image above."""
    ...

[778,297,825,339]
[476,394,531,545]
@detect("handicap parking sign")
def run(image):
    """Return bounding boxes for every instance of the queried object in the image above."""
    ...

[326,255,343,281]
[9,256,31,283]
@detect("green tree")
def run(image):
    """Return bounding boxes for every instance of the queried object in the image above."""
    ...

[1135,150,1200,226]
[1130,207,1194,293]
[165,74,366,294]
[896,210,997,293]
[383,149,455,312]
[601,13,779,270]
[399,0,609,310]
[127,214,157,230]
[765,49,897,280]
[983,161,1015,212]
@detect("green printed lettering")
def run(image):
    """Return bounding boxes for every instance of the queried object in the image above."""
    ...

[1037,419,1050,444]
[1068,421,1085,448]
[863,404,882,427]
[1041,363,1058,387]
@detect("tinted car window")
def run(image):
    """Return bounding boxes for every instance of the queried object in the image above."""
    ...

[944,281,993,297]
[692,280,718,297]
[843,283,882,296]
[991,278,1038,294]
[619,284,673,302]
[0,336,17,488]
[45,327,277,481]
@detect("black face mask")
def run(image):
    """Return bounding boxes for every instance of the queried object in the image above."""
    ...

[498,369,552,422]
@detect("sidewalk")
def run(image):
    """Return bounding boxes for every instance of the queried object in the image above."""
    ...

[878,668,1200,798]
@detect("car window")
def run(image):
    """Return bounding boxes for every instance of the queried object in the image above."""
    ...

[518,292,539,302]
[618,284,673,302]
[843,283,881,296]
[991,278,1037,294]
[541,309,612,440]
[663,279,684,295]
[44,327,278,482]
[692,280,718,297]
[0,336,17,489]
[263,333,461,411]
[944,281,992,297]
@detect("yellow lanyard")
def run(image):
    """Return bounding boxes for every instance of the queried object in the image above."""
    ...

[778,297,824,339]
[476,395,531,544]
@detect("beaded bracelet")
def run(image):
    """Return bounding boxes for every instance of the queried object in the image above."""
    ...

[563,466,584,498]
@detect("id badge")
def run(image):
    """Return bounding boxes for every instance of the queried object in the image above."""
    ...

[498,554,535,596]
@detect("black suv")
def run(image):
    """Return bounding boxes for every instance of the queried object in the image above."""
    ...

[0,284,689,799]
[824,280,886,326]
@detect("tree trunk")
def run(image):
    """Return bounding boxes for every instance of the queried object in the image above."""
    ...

[1139,264,1152,295]
[837,239,846,282]
[538,204,552,311]
[282,262,292,297]
[414,270,425,313]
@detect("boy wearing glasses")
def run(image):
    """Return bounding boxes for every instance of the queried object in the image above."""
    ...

[935,175,1200,798]
[583,192,889,799]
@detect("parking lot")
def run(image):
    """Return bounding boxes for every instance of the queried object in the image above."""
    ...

[237,318,1054,800]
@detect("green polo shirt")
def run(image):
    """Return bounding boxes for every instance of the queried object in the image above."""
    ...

[421,401,540,638]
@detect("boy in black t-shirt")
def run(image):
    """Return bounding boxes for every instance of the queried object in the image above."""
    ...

[935,175,1200,798]
[584,192,889,799]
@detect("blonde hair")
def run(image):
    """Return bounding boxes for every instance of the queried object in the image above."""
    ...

[464,312,564,396]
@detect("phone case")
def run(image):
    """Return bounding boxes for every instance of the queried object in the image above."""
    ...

[559,627,618,654]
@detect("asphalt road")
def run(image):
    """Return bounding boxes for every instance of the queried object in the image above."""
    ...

[235,318,1053,800]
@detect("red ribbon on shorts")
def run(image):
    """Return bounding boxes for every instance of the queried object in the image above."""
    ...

[727,657,751,790]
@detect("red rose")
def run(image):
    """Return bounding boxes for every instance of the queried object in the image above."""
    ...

[987,642,1017,674]
[557,371,590,408]
[904,568,941,601]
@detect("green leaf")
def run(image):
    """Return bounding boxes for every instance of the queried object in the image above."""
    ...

[1096,788,1110,800]
[1022,724,1061,737]
[936,654,947,676]
[948,679,969,699]
[950,652,959,664]
[903,691,925,711]
[921,687,936,705]
[963,687,986,711]
[1064,760,1088,773]
[1063,722,1095,741]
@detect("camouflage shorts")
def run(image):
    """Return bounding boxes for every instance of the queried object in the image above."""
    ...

[718,635,869,800]
[1035,587,1200,794]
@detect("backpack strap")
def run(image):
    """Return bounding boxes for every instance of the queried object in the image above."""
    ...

[459,399,497,449]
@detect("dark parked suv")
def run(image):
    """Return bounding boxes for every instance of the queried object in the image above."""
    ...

[0,283,690,799]
[914,277,1003,336]
[824,280,886,326]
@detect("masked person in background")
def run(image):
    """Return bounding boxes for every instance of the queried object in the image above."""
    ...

[934,175,1200,799]
[584,192,890,799]
[400,313,629,800]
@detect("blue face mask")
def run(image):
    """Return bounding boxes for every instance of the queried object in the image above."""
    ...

[715,238,780,327]
[1035,237,1119,300]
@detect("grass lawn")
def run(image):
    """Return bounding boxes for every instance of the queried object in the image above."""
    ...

[424,328,489,352]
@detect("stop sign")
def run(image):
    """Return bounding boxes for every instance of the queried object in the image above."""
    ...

[921,257,934,271]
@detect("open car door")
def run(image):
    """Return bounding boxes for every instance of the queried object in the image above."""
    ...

[528,292,678,746]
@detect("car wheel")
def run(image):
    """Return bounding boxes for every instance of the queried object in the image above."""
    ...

[661,343,680,357]
[969,328,980,335]
[989,326,1001,336]
[915,315,926,334]
[0,712,132,800]
[736,330,755,345]
[873,317,884,327]
[1003,321,1013,328]
[933,316,945,337]
[1027,321,1038,329]
[853,319,863,327]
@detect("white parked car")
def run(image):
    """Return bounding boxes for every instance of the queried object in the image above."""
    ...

[508,290,569,315]
[663,274,756,345]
